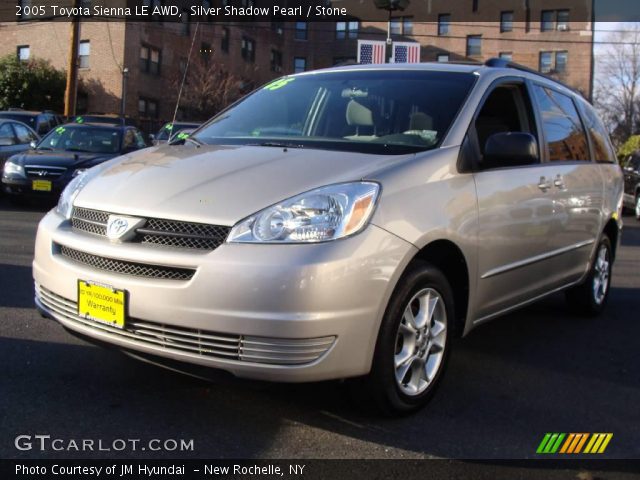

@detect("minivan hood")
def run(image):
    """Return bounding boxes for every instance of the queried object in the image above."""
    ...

[74,144,411,225]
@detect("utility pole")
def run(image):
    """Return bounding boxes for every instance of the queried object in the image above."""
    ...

[63,0,80,117]
[120,67,129,117]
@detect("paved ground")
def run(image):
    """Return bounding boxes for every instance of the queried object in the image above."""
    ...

[1,196,638,462]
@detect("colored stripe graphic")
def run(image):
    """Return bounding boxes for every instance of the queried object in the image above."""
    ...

[537,433,613,454]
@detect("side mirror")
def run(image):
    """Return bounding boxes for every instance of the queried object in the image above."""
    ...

[0,137,16,147]
[29,141,37,149]
[483,132,539,169]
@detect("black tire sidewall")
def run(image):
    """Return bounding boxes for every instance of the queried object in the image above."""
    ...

[370,261,455,413]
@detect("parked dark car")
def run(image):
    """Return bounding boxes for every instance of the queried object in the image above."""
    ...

[0,110,61,136]
[0,119,40,166]
[2,123,147,199]
[622,151,640,220]
[73,114,137,127]
[152,122,200,145]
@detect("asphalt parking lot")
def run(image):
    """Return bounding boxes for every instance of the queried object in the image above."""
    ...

[1,196,639,461]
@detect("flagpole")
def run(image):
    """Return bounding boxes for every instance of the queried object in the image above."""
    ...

[386,8,392,63]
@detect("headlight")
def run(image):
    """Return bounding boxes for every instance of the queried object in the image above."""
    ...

[228,182,380,243]
[3,160,25,178]
[55,162,112,219]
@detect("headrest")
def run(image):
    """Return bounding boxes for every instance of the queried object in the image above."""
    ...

[409,112,433,131]
[346,100,373,127]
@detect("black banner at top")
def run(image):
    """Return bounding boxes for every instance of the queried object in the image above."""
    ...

[3,0,640,23]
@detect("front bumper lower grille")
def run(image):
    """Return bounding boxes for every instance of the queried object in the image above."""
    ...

[71,207,230,251]
[57,244,196,281]
[36,285,335,366]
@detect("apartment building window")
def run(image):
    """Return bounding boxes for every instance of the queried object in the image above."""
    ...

[539,51,553,73]
[295,22,307,40]
[17,45,30,61]
[555,51,568,73]
[438,14,451,36]
[466,35,482,56]
[138,98,158,118]
[390,18,401,35]
[271,49,283,72]
[241,37,255,62]
[499,52,513,61]
[472,0,479,12]
[541,11,554,31]
[541,10,570,31]
[500,11,513,32]
[78,40,90,68]
[200,42,211,63]
[539,51,568,73]
[294,57,306,73]
[336,21,359,39]
[140,45,161,75]
[437,54,449,62]
[403,17,414,35]
[557,10,570,30]
[221,27,229,53]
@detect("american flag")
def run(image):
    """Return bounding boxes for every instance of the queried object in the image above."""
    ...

[392,42,421,64]
[357,40,386,64]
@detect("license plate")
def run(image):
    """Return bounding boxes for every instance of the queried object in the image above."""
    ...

[77,280,126,329]
[32,180,52,192]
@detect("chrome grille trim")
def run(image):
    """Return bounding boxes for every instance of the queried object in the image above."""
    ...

[57,244,196,281]
[25,165,67,179]
[70,207,230,250]
[36,285,335,366]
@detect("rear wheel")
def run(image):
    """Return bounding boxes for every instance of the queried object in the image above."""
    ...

[565,236,612,316]
[357,261,454,415]
[635,194,640,221]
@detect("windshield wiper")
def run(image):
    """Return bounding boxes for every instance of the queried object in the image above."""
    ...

[184,136,203,147]
[65,147,91,153]
[250,141,305,149]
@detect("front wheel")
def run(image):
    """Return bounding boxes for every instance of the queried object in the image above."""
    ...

[357,261,454,415]
[565,236,613,316]
[635,195,640,221]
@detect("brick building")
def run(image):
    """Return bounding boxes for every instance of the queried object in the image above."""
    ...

[0,0,594,130]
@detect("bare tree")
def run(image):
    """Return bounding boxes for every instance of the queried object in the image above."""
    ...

[172,57,242,121]
[594,26,640,146]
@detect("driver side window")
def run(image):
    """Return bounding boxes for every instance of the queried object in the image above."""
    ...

[473,83,538,169]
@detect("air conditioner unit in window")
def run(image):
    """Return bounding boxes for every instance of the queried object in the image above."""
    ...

[557,24,569,31]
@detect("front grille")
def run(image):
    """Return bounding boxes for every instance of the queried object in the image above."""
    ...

[70,207,230,251]
[36,285,335,366]
[25,165,67,179]
[58,244,196,281]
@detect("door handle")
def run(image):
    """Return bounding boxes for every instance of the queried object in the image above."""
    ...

[538,176,552,192]
[553,174,566,190]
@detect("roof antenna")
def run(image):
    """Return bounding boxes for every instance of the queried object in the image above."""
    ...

[172,20,200,128]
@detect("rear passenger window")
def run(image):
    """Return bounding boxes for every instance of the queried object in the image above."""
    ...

[582,105,616,163]
[532,85,590,162]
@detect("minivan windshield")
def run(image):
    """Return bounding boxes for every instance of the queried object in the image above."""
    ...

[194,70,476,155]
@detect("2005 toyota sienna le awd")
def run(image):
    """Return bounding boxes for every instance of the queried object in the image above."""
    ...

[33,60,623,414]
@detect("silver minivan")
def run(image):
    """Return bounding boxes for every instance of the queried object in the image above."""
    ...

[33,60,623,414]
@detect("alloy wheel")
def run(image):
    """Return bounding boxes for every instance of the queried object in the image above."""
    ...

[394,288,447,396]
[592,244,610,305]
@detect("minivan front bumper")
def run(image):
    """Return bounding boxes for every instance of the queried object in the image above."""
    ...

[33,211,415,382]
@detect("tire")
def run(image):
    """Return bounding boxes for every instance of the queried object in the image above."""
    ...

[565,236,613,316]
[635,194,640,221]
[355,260,454,415]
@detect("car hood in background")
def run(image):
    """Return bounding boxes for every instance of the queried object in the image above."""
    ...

[8,150,117,169]
[74,143,412,226]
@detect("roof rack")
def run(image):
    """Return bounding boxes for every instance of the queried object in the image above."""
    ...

[484,57,582,97]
